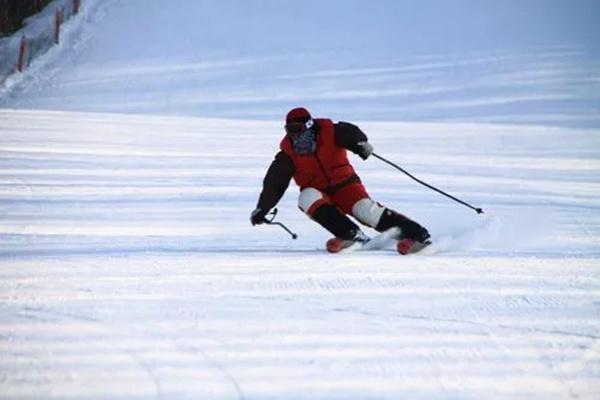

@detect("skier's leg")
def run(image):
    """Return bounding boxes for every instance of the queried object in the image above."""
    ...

[352,198,386,228]
[333,183,430,242]
[331,183,384,228]
[298,187,363,240]
[375,208,430,242]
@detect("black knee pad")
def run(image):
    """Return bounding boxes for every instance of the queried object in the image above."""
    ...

[312,204,360,240]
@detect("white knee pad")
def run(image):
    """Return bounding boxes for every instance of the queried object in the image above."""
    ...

[352,198,385,227]
[298,187,325,214]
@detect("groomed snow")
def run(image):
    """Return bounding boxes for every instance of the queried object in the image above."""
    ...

[1,1,599,399]
[1,109,599,399]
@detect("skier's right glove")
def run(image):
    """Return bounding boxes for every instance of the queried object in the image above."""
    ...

[250,207,268,225]
[356,141,374,160]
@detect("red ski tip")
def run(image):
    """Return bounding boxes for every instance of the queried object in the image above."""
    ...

[397,238,432,255]
[397,239,414,255]
[326,238,346,253]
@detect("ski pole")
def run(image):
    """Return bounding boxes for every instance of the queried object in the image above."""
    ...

[264,208,298,239]
[372,152,484,214]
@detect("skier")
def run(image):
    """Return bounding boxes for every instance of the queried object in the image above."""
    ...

[250,107,431,254]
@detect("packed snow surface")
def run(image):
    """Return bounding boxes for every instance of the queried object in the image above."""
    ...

[1,1,600,399]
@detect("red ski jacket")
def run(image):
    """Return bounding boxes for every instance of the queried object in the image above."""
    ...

[256,120,368,211]
[280,118,356,192]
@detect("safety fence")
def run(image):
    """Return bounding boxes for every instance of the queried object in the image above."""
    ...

[0,0,81,85]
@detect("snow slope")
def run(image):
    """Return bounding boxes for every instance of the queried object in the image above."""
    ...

[2,110,599,399]
[2,0,600,128]
[1,1,600,399]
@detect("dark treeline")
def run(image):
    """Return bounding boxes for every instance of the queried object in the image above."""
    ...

[0,0,53,36]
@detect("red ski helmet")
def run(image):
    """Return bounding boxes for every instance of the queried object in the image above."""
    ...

[286,107,312,124]
[285,107,314,138]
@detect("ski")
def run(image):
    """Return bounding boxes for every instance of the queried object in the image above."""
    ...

[329,228,432,255]
[397,238,432,255]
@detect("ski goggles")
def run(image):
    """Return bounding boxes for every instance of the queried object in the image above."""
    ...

[285,118,314,138]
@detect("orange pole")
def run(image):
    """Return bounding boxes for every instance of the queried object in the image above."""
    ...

[55,9,63,44]
[17,36,27,72]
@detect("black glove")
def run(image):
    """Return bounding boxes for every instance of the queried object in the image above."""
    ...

[250,207,268,225]
[355,141,373,160]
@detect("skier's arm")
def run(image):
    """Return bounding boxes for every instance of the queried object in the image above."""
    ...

[334,121,373,160]
[252,151,294,224]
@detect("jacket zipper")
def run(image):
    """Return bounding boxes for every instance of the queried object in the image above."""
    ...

[314,152,332,187]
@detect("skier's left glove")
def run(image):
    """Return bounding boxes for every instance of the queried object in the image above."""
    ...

[250,207,268,225]
[356,141,374,160]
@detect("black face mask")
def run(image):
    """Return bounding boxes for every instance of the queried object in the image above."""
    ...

[291,127,317,154]
[285,119,317,154]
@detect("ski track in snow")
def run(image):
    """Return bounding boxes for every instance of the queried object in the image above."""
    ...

[1,0,600,399]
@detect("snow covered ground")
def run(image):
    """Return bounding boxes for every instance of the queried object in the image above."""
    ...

[1,1,600,399]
